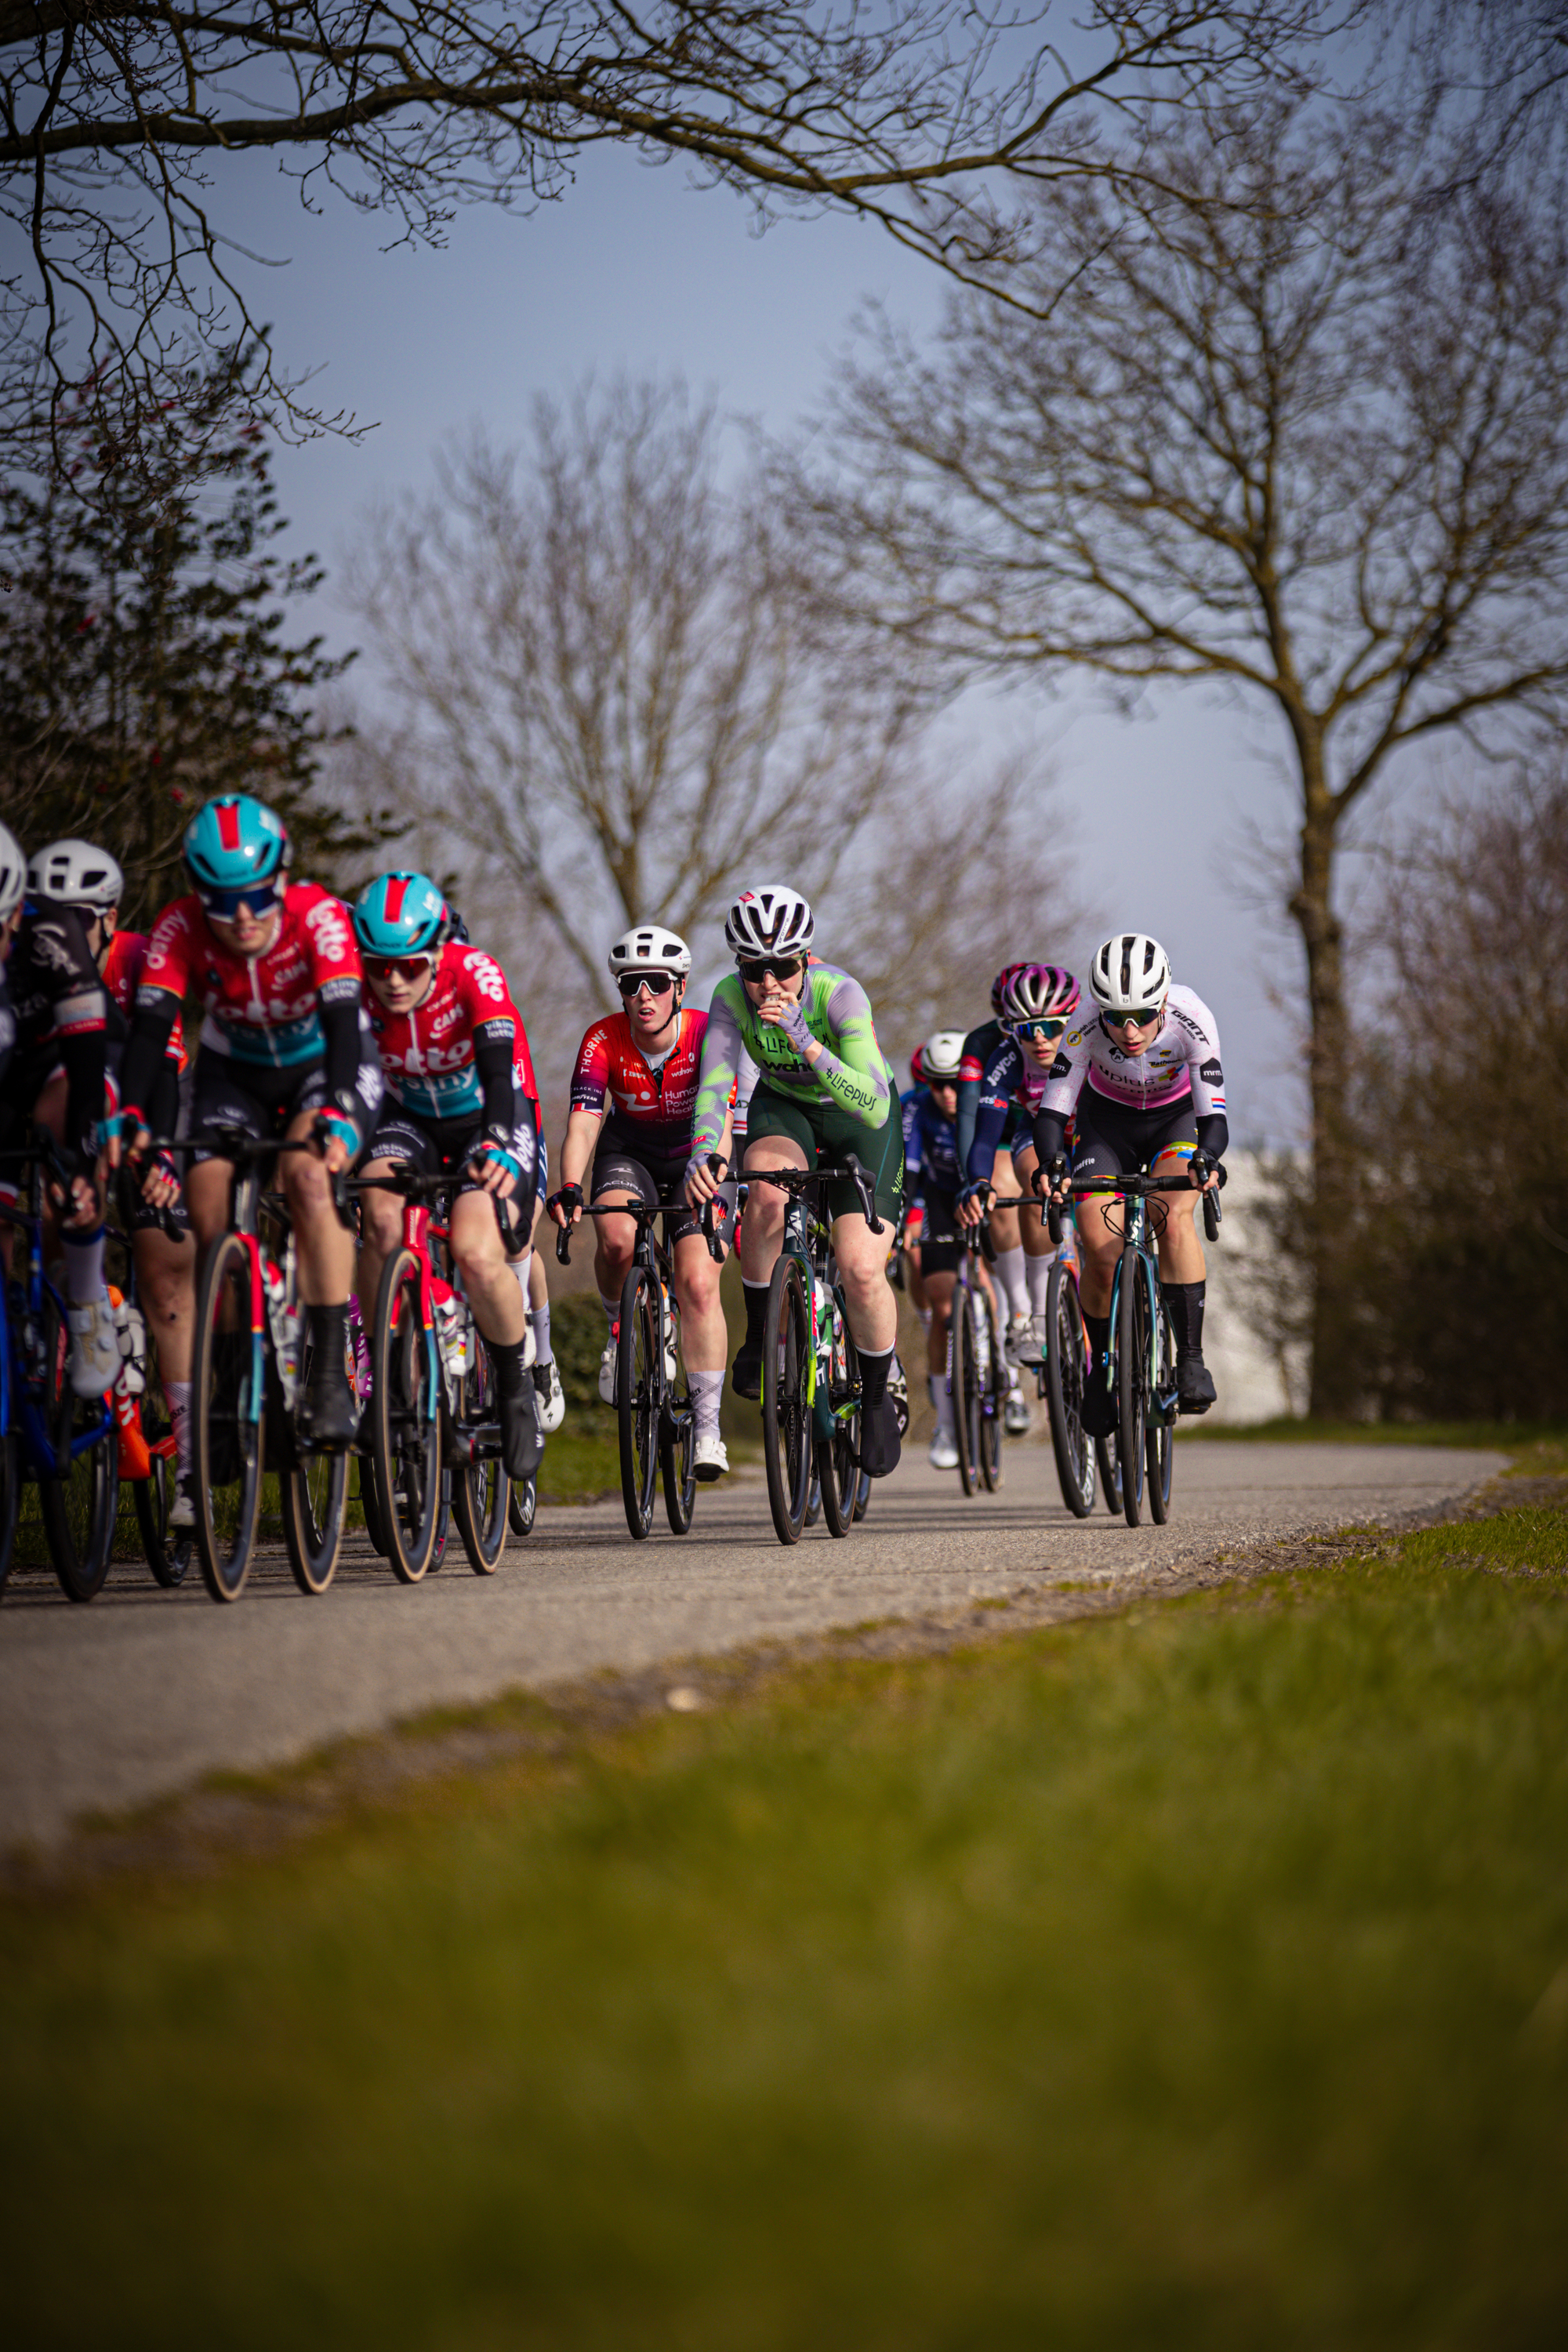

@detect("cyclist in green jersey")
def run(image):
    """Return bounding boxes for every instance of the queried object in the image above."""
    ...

[684,884,906,1476]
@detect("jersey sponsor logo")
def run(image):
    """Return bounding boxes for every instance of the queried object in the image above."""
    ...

[1200,1058,1223,1086]
[303,896,353,964]
[1049,1052,1071,1080]
[463,953,506,1002]
[30,924,77,975]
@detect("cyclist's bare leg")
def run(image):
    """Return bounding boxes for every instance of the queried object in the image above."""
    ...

[671,1229,727,1373]
[281,1105,354,1305]
[738,1134,809,1283]
[923,1268,956,1374]
[449,1189,527,1348]
[133,1223,194,1382]
[1152,1149,1207,1287]
[592,1192,648,1311]
[1076,1192,1121,1318]
[989,1150,1023,1255]
[186,1157,234,1265]
[828,1208,898,1355]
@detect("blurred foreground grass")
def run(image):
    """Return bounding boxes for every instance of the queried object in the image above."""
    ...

[5,1513,1568,2346]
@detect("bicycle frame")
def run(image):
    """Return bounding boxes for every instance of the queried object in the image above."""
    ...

[1103,1195,1178,1431]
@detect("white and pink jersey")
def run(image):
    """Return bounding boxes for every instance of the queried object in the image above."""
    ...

[1039,985,1225,1124]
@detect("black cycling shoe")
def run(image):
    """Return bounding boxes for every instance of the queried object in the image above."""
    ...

[732,1339,764,1402]
[298,1359,358,1452]
[498,1384,543,1481]
[1078,1374,1116,1439]
[1177,1354,1218,1416]
[858,1393,902,1479]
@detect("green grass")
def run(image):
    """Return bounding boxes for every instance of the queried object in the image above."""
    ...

[6,1519,1568,2346]
[1191,1415,1568,1469]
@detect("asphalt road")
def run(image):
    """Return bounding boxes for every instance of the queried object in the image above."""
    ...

[0,1436,1508,1850]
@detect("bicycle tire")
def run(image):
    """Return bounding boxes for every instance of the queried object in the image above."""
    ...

[1097,1431,1123,1517]
[508,1475,536,1537]
[358,1449,390,1559]
[804,1467,823,1526]
[452,1335,508,1573]
[429,1465,453,1569]
[1146,1289,1175,1525]
[1045,1257,1095,1518]
[816,1290,859,1538]
[661,1388,697,1537]
[0,1427,18,1593]
[1116,1253,1149,1528]
[978,1292,1004,1493]
[851,1468,871,1523]
[762,1254,812,1545]
[370,1247,443,1583]
[133,1390,193,1588]
[39,1294,118,1603]
[616,1265,659,1541]
[278,1317,350,1595]
[951,1289,982,1497]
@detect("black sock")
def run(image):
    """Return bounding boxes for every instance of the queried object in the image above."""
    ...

[1083,1311,1109,1369]
[1164,1281,1206,1361]
[308,1303,349,1367]
[858,1346,893,1410]
[488,1334,531,1396]
[742,1279,769,1349]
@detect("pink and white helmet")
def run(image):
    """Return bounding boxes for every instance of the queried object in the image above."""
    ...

[998,963,1080,1026]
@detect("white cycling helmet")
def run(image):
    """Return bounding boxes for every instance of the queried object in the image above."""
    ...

[27,837,125,913]
[0,821,25,921]
[724,884,815,962]
[921,1029,965,1081]
[1091,932,1171,1015]
[608,922,691,978]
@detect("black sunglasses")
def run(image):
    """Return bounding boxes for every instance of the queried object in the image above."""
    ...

[1007,1014,1070,1042]
[617,971,677,998]
[737,955,804,984]
[1103,1005,1163,1029]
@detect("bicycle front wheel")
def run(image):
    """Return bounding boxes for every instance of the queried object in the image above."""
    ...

[616,1266,659,1540]
[39,1296,118,1603]
[370,1247,443,1583]
[762,1255,812,1545]
[951,1289,982,1497]
[816,1293,859,1538]
[133,1388,192,1588]
[0,1427,18,1593]
[508,1475,536,1537]
[1146,1288,1175,1525]
[192,1232,267,1602]
[1097,1430,1123,1518]
[1045,1258,1094,1518]
[452,1338,508,1573]
[978,1296,1004,1494]
[1116,1254,1149,1529]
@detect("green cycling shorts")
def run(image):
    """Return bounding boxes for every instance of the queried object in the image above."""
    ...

[742,1080,905,1226]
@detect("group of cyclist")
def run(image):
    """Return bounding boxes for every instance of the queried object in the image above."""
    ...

[0,786,1228,1548]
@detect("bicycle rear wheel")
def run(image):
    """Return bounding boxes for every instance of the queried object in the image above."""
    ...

[1116,1254,1149,1529]
[616,1266,659,1540]
[762,1254,811,1545]
[452,1337,508,1573]
[133,1383,192,1587]
[1097,1431,1123,1517]
[1045,1258,1095,1517]
[816,1293,859,1538]
[661,1392,698,1536]
[192,1232,266,1602]
[370,1247,443,1583]
[978,1296,1004,1493]
[851,1469,871,1523]
[39,1296,118,1603]
[951,1289,982,1497]
[1146,1289,1175,1525]
[0,1427,18,1593]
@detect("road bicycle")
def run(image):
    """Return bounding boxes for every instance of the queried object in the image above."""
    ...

[353,1167,529,1581]
[1048,1167,1224,1529]
[554,1196,724,1541]
[948,1217,1007,1497]
[1038,1224,1124,1522]
[0,1132,118,1602]
[745,1156,882,1547]
[105,1171,194,1588]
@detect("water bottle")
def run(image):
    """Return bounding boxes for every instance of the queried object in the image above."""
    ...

[263,1258,301,1406]
[432,1279,467,1379]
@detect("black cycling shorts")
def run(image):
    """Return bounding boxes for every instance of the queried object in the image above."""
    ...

[1069,1088,1199,1182]
[591,1149,703,1250]
[189,1040,384,1165]
[743,1080,905,1226]
[368,1097,541,1217]
[912,1183,961,1276]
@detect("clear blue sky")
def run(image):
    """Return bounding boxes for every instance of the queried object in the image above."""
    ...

[230,140,1308,1144]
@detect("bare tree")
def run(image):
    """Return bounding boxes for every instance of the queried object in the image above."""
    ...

[0,3,1373,470]
[791,95,1568,1410]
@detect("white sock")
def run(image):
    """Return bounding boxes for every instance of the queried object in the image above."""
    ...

[529,1304,552,1365]
[993,1243,1029,1321]
[1025,1250,1053,1316]
[689,1367,724,1441]
[510,1247,532,1306]
[164,1380,193,1477]
[64,1225,106,1308]
[929,1371,954,1437]
[599,1293,619,1332]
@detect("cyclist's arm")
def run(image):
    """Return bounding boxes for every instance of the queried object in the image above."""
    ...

[954,1073,982,1169]
[964,1037,1022,1187]
[471,1019,521,1132]
[558,1107,603,1193]
[1029,1029,1091,1172]
[318,979,365,1105]
[118,985,182,1134]
[793,971,890,1128]
[1185,1003,1229,1161]
[690,988,744,1163]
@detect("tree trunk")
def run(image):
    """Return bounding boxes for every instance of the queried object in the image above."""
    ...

[1287,753,1357,1418]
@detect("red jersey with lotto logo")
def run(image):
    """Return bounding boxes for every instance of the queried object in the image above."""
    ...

[103,930,185,1066]
[365,940,538,1122]
[570,1007,709,1161]
[138,882,361,1069]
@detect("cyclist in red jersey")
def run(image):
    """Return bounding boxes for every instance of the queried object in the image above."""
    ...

[111,794,382,1449]
[549,923,735,1482]
[353,872,543,1484]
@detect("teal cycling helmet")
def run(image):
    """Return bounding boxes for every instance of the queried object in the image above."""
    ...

[353,871,448,956]
[184,793,289,891]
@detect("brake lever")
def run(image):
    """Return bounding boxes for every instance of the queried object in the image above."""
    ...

[555,1220,572,1266]
[702,1197,728,1264]
[844,1151,884,1236]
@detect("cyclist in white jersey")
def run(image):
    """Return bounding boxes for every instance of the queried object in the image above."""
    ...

[1035,932,1226,1422]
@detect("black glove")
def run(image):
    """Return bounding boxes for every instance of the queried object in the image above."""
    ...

[547,1182,583,1224]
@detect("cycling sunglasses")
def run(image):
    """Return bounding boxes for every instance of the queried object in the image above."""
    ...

[365,953,434,982]
[737,955,804,983]
[1102,1005,1163,1029]
[198,882,281,921]
[1007,1014,1071,1042]
[617,971,677,998]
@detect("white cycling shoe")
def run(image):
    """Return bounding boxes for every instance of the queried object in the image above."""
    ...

[694,1433,730,1481]
[168,1472,198,1531]
[927,1430,960,1472]
[1015,1312,1050,1367]
[1004,1314,1032,1366]
[532,1359,566,1434]
[67,1294,120,1398]
[1004,1385,1031,1436]
[598,1331,619,1404]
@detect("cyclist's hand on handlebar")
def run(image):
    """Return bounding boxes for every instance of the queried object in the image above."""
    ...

[1033,1152,1070,1205]
[469,1128,521,1198]
[104,1105,150,1171]
[547,1183,584,1229]
[1189,1149,1220,1193]
[683,1150,728,1209]
[140,1151,181,1211]
[310,1112,357,1176]
[955,1179,992,1229]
